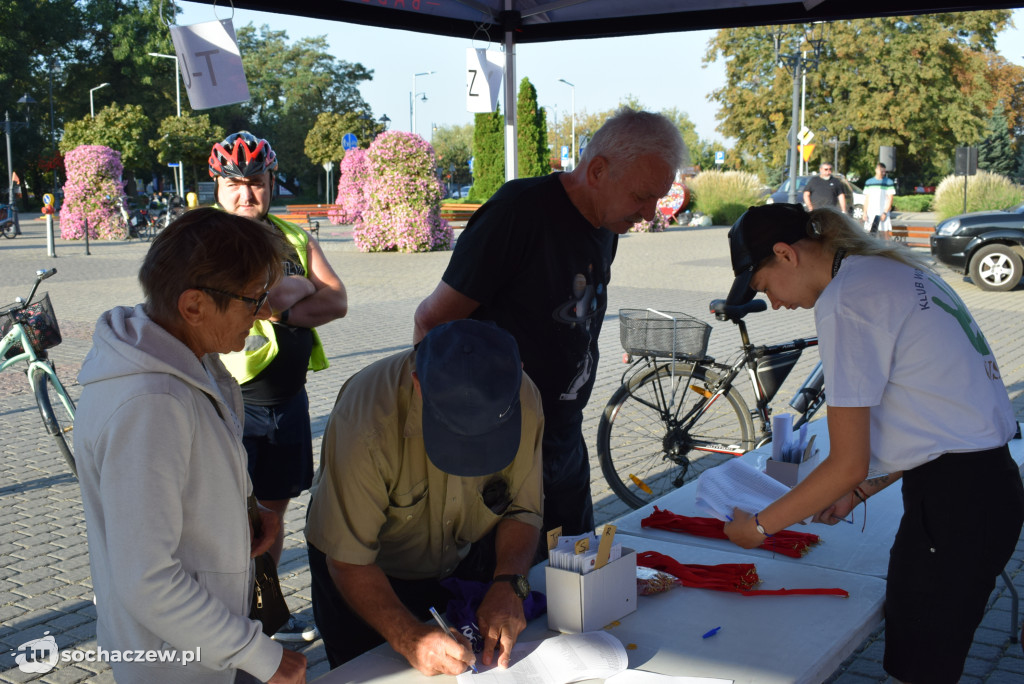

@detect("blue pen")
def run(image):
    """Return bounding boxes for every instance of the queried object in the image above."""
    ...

[702,626,722,639]
[429,606,479,673]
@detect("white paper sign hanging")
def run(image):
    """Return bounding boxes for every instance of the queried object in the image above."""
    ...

[169,20,250,110]
[466,48,504,113]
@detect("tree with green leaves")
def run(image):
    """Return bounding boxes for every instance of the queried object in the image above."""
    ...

[704,11,1014,186]
[207,25,375,197]
[150,112,226,192]
[977,110,1017,177]
[469,107,504,203]
[432,123,474,192]
[517,78,549,178]
[60,103,155,184]
[304,110,385,166]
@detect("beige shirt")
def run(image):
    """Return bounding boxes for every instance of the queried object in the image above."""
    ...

[305,349,544,580]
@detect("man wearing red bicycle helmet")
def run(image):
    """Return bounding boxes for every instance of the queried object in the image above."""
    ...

[209,131,348,643]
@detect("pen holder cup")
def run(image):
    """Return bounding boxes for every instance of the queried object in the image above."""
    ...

[545,548,637,633]
[764,453,819,488]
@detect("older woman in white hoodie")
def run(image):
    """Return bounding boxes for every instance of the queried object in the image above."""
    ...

[75,208,306,683]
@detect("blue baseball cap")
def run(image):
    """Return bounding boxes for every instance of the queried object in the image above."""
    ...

[416,319,523,477]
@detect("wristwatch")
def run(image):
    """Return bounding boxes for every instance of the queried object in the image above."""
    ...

[493,574,530,600]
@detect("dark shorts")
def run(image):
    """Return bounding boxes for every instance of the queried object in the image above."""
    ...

[884,444,1024,683]
[243,389,314,501]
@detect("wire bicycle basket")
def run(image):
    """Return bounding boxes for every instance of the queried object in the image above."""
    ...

[619,308,711,361]
[1,293,62,357]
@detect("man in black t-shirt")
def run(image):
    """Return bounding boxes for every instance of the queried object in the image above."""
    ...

[414,108,686,537]
[802,163,847,213]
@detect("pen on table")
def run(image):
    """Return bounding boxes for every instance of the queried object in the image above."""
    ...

[429,606,479,673]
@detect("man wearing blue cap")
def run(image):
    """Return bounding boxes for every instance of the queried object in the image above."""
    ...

[305,319,544,676]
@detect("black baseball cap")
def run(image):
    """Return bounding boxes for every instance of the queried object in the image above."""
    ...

[416,319,523,477]
[726,203,812,305]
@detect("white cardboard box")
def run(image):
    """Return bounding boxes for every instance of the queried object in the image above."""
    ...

[764,457,817,487]
[545,548,637,633]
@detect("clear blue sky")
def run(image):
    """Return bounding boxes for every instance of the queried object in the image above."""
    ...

[177,2,1024,148]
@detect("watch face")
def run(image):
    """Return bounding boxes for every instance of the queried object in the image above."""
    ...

[512,575,530,599]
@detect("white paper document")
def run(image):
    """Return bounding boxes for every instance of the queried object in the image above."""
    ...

[456,631,627,684]
[694,458,790,521]
[607,670,733,684]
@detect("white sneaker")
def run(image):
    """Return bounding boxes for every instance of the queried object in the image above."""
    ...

[271,614,319,642]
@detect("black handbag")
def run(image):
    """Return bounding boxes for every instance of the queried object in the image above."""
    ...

[247,495,290,636]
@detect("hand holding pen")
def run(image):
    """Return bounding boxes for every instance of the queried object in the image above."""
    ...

[429,606,479,674]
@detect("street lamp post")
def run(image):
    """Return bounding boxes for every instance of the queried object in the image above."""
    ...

[89,83,110,118]
[149,53,185,197]
[772,24,826,204]
[410,71,434,136]
[558,79,575,168]
[48,58,58,201]
[379,114,391,131]
[821,125,853,175]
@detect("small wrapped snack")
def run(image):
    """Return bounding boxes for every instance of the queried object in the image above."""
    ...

[636,566,678,596]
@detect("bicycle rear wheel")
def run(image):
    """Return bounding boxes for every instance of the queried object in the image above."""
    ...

[0,221,14,239]
[597,361,754,509]
[32,364,77,477]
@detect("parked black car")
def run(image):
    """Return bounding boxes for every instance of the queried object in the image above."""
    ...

[929,203,1024,291]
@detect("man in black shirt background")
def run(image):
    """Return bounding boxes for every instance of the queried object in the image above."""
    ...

[803,163,847,213]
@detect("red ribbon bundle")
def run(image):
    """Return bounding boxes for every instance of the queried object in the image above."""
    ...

[641,506,822,558]
[637,550,849,598]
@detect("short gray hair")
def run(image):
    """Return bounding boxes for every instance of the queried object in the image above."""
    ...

[579,107,687,173]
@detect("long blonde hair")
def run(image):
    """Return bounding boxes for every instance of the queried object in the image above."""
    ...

[808,207,933,272]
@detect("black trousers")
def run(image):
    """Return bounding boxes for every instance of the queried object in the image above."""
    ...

[884,444,1024,683]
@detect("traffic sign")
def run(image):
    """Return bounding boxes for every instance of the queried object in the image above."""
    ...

[798,126,814,146]
[800,143,816,162]
[42,193,54,206]
[715,150,725,165]
[342,133,358,150]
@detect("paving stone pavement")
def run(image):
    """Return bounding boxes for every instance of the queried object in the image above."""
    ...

[2,213,1024,682]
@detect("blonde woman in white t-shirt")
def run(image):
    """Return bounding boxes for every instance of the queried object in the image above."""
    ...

[721,203,1024,684]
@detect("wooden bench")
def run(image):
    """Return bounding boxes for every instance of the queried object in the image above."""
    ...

[890,224,935,249]
[273,203,336,238]
[440,203,482,225]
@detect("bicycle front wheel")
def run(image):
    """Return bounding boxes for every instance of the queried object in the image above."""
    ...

[597,361,754,509]
[32,365,77,477]
[0,221,14,239]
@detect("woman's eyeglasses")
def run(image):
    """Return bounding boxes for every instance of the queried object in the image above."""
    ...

[199,287,270,315]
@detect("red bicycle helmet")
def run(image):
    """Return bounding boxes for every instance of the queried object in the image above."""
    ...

[209,131,278,178]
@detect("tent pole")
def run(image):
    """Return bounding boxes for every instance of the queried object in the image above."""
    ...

[503,2,518,182]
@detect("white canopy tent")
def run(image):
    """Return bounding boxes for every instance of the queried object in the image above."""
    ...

[190,0,1024,179]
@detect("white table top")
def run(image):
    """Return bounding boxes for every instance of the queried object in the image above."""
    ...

[312,535,886,684]
[612,420,1024,579]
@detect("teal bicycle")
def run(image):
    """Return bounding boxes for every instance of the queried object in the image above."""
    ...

[1,269,77,476]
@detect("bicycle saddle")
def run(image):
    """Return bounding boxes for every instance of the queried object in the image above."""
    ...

[709,298,768,322]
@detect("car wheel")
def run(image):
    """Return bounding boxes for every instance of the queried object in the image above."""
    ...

[852,204,864,221]
[968,244,1023,292]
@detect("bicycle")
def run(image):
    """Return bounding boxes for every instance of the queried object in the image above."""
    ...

[0,269,77,477]
[597,298,825,509]
[0,203,15,239]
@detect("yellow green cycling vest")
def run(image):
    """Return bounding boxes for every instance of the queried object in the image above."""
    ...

[220,213,329,384]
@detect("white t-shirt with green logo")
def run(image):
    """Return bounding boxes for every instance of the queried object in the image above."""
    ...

[816,254,1014,474]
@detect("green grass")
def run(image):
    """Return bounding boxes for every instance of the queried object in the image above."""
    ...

[933,171,1024,220]
[892,195,933,212]
[687,170,764,226]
